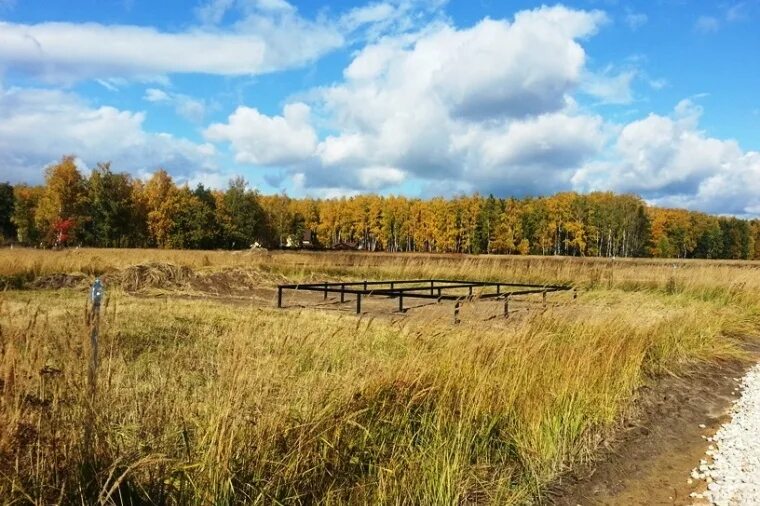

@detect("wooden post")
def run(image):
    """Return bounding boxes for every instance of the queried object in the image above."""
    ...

[277,286,283,308]
[504,296,509,318]
[430,280,434,295]
[356,293,362,314]
[398,294,404,313]
[323,283,328,300]
[340,283,345,303]
[454,301,461,324]
[496,284,501,295]
[542,290,547,308]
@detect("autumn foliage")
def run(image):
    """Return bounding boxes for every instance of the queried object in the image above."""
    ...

[1,156,759,259]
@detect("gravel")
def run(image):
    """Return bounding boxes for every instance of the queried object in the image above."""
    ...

[690,363,760,505]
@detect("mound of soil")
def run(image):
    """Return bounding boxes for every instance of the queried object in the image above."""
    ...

[108,263,289,295]
[17,261,346,297]
[107,262,194,292]
[191,268,265,294]
[28,273,88,290]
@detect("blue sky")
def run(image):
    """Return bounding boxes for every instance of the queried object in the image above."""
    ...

[0,0,758,215]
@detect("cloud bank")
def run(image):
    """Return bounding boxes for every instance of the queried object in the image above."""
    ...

[0,86,216,182]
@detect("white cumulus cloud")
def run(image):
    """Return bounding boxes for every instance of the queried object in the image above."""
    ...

[302,5,608,192]
[573,100,760,215]
[204,103,318,165]
[204,5,610,194]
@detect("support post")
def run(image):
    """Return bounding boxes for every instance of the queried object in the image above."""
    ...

[496,284,501,295]
[430,280,434,295]
[454,300,461,324]
[573,288,577,300]
[468,285,473,297]
[277,286,283,308]
[390,281,395,290]
[437,287,442,298]
[542,290,547,308]
[398,294,404,313]
[356,293,362,314]
[341,283,345,303]
[364,280,368,290]
[323,283,328,300]
[86,278,104,475]
[504,295,509,319]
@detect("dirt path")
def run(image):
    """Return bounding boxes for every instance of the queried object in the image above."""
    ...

[551,359,751,505]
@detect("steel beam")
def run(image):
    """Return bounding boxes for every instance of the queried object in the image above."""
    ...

[276,278,573,316]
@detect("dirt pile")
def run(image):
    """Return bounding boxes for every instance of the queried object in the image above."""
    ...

[192,268,275,294]
[109,263,292,295]
[106,262,194,292]
[9,261,341,296]
[27,273,88,290]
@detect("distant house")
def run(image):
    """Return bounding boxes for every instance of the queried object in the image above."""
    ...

[286,230,316,249]
[302,230,314,248]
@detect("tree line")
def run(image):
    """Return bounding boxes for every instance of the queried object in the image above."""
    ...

[1,156,759,259]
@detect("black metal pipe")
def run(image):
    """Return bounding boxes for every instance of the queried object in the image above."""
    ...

[369,283,493,293]
[278,279,435,289]
[278,286,564,300]
[278,280,570,290]
[276,280,574,315]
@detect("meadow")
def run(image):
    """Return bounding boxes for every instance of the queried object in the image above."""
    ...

[1,248,759,504]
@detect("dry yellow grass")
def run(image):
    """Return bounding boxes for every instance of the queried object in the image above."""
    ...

[2,247,760,299]
[1,248,759,504]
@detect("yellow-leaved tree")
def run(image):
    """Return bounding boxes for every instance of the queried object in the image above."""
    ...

[34,156,89,247]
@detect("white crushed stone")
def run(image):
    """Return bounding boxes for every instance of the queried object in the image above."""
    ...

[690,363,760,505]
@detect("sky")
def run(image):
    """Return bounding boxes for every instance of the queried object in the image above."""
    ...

[0,0,758,216]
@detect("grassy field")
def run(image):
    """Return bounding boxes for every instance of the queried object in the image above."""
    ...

[1,248,759,504]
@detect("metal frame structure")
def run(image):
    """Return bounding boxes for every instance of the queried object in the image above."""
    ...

[276,279,574,322]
